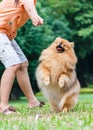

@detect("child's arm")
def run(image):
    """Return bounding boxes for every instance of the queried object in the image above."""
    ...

[21,0,44,26]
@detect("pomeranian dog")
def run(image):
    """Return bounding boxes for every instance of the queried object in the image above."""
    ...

[35,37,80,112]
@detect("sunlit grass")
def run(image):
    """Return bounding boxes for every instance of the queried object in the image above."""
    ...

[0,89,93,130]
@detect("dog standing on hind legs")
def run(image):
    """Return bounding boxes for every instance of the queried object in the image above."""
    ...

[35,37,80,112]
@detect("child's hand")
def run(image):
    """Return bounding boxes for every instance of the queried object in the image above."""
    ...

[23,0,44,26]
[31,13,44,26]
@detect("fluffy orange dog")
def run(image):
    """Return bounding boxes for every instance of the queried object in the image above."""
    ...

[35,37,80,112]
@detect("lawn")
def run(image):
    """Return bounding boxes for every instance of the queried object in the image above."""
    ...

[0,92,93,130]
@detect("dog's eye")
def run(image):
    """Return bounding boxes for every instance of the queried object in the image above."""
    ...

[63,44,66,47]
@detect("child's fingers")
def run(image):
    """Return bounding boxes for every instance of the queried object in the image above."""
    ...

[37,16,44,25]
[32,21,38,26]
[32,15,44,26]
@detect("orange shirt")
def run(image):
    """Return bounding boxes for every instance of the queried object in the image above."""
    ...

[0,0,36,40]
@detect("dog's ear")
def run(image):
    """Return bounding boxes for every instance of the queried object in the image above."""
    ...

[39,49,49,62]
[70,42,74,48]
[39,50,45,61]
[55,37,62,41]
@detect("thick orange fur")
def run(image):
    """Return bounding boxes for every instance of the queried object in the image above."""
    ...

[35,37,80,112]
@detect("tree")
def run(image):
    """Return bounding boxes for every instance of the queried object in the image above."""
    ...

[65,0,93,86]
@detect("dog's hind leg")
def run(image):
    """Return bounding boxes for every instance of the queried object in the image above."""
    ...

[59,80,80,112]
[66,94,78,111]
[62,107,68,113]
[61,94,78,112]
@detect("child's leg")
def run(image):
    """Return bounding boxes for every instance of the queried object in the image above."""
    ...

[16,61,40,108]
[0,65,20,109]
[0,33,23,113]
[11,39,40,108]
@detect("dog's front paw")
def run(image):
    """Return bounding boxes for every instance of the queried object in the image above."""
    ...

[43,76,50,86]
[58,75,70,88]
[58,78,65,88]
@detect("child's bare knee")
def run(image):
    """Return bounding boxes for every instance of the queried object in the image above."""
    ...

[10,64,21,73]
[20,61,29,70]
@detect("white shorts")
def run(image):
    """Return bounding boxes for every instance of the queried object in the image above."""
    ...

[0,33,28,68]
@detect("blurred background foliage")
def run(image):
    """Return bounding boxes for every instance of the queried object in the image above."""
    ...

[0,0,93,99]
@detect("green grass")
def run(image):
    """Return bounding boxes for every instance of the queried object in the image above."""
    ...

[0,90,93,130]
[80,88,93,94]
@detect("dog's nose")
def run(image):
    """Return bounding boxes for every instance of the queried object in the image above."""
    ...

[59,43,62,45]
[58,43,62,47]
